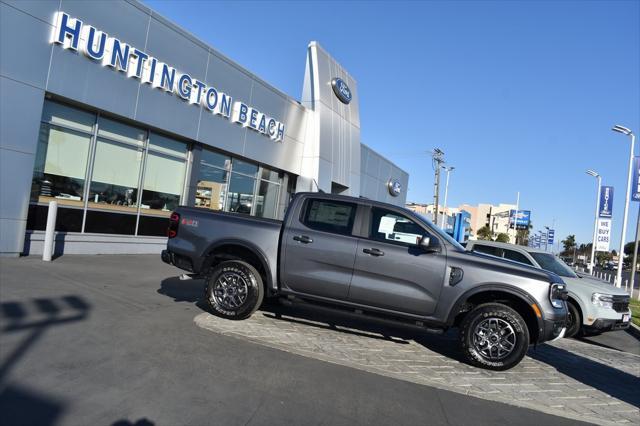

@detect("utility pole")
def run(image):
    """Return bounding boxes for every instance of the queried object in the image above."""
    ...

[432,148,445,223]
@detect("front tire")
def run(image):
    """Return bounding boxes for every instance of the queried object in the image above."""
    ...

[564,302,582,338]
[204,260,264,320]
[459,303,530,371]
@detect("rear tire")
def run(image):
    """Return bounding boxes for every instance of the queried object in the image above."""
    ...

[459,303,530,371]
[204,260,264,320]
[564,302,582,338]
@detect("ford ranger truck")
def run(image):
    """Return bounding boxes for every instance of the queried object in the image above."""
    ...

[162,193,568,370]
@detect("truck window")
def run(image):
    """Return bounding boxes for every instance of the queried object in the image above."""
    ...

[370,208,426,245]
[503,249,533,266]
[472,244,503,258]
[302,199,357,235]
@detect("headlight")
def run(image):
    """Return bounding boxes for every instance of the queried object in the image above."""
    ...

[550,283,568,309]
[591,293,614,309]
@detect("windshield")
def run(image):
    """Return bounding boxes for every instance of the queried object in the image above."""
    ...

[530,253,577,278]
[415,213,466,252]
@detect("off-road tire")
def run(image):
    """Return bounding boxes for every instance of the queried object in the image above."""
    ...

[564,301,582,338]
[204,260,264,320]
[459,303,530,371]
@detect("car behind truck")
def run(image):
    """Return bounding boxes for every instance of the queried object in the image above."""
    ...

[162,193,568,370]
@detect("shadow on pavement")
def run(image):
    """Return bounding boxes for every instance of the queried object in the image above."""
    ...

[158,276,203,304]
[529,344,640,408]
[111,418,155,426]
[0,295,92,425]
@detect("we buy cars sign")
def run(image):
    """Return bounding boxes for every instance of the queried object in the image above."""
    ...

[595,218,612,252]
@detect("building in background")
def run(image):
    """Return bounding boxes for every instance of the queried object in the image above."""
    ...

[0,0,408,256]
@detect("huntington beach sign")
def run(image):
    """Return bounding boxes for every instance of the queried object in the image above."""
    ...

[51,12,285,142]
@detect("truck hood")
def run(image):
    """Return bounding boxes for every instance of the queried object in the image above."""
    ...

[563,275,630,296]
[454,250,563,284]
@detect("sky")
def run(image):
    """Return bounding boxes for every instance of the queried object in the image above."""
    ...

[144,0,640,249]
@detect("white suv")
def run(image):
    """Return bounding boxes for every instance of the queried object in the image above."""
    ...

[466,240,631,338]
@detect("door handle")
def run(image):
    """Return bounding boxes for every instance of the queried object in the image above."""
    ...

[293,235,313,244]
[363,248,384,257]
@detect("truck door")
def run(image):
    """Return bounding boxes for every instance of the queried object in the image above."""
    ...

[349,207,447,316]
[281,197,359,300]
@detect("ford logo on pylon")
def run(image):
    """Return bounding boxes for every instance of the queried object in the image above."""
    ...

[387,179,402,197]
[331,78,352,104]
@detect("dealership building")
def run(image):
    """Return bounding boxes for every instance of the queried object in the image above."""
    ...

[0,0,409,256]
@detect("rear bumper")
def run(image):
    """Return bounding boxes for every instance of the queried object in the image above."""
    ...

[161,249,194,272]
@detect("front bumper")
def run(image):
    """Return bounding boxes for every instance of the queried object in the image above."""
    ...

[539,310,567,343]
[584,317,631,333]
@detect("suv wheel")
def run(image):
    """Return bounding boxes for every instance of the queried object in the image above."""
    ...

[459,303,530,371]
[564,302,582,338]
[204,260,264,320]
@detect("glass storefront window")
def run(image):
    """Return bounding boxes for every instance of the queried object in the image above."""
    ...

[232,159,258,177]
[227,173,255,214]
[88,139,143,213]
[41,101,94,133]
[255,180,280,218]
[141,153,186,213]
[195,149,230,210]
[31,125,91,207]
[27,100,291,238]
[260,168,280,182]
[97,117,145,147]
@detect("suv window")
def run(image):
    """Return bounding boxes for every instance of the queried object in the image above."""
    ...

[503,249,533,265]
[371,208,426,245]
[302,199,357,235]
[472,244,502,257]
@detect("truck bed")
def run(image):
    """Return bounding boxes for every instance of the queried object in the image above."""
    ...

[166,206,282,284]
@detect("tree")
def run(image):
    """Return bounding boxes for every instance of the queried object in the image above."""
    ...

[561,235,576,256]
[476,225,493,241]
[495,233,510,243]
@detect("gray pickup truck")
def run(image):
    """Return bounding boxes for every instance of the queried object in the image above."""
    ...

[162,192,568,370]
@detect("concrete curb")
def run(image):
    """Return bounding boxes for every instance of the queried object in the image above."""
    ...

[627,322,640,340]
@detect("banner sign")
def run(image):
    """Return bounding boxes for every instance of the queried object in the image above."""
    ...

[632,157,640,202]
[598,186,614,218]
[534,234,541,248]
[595,218,612,252]
[509,210,531,230]
[547,229,555,246]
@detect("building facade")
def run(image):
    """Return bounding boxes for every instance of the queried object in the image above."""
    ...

[0,0,408,256]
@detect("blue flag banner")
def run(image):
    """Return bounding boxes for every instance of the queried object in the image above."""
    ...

[598,186,614,218]
[547,229,554,245]
[632,157,640,202]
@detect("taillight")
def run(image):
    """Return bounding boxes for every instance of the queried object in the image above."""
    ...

[167,212,180,238]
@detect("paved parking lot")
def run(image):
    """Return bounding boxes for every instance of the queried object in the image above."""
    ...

[196,298,640,425]
[1,255,638,425]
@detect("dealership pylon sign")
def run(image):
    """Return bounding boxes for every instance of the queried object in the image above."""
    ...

[595,185,614,252]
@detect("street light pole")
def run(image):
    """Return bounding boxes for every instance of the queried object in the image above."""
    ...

[586,170,601,274]
[440,166,454,228]
[612,125,635,288]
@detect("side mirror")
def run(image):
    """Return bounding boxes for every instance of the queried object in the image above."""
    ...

[419,235,439,253]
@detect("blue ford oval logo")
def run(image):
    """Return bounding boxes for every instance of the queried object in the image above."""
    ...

[331,78,352,104]
[387,179,402,197]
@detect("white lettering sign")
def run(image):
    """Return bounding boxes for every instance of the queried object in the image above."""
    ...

[51,12,285,142]
[595,218,612,252]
